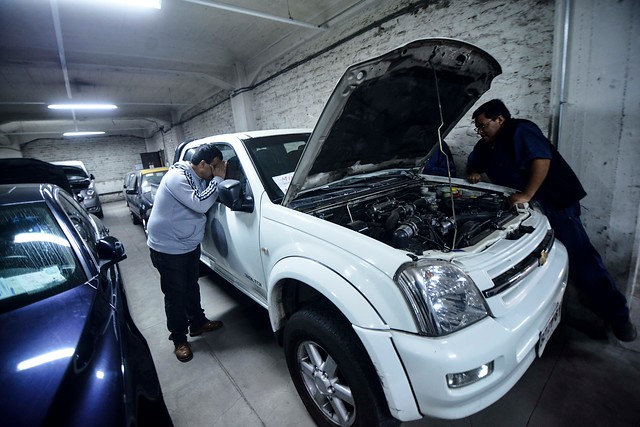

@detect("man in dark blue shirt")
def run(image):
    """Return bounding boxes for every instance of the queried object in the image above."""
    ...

[421,140,457,177]
[466,99,636,342]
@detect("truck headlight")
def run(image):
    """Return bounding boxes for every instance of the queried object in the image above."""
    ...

[395,260,488,336]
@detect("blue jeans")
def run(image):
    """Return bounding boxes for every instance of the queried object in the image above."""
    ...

[539,201,629,328]
[150,246,208,344]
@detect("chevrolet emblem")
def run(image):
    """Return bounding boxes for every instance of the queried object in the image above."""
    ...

[538,249,548,266]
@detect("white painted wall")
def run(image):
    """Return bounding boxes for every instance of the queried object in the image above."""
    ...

[0,134,21,158]
[553,0,639,296]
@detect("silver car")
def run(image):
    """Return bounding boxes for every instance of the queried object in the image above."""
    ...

[52,160,103,218]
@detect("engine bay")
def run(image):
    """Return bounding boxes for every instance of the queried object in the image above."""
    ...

[305,179,520,254]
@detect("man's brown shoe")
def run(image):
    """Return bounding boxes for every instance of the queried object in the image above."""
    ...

[174,342,193,362]
[190,319,224,336]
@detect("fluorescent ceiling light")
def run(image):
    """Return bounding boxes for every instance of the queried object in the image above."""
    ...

[48,104,118,110]
[124,0,161,8]
[118,0,161,9]
[74,0,161,9]
[63,131,106,137]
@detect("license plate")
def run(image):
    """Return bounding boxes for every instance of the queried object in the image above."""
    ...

[537,303,561,357]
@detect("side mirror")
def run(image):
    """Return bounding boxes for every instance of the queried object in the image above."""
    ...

[218,179,253,212]
[96,235,127,270]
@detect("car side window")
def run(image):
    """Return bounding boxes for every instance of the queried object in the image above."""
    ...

[126,172,135,189]
[216,143,251,198]
[57,190,99,254]
[183,148,196,163]
[132,174,140,191]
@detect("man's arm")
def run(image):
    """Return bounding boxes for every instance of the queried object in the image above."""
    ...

[509,158,551,204]
[466,149,483,183]
[167,171,223,214]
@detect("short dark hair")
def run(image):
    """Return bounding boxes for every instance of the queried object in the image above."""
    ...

[472,99,511,120]
[190,144,223,165]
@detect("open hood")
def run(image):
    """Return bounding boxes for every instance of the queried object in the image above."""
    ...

[283,38,501,206]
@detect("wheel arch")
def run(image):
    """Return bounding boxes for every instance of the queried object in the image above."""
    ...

[267,256,387,343]
[266,256,422,422]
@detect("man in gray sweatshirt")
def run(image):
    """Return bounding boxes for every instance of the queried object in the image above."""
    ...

[147,144,227,362]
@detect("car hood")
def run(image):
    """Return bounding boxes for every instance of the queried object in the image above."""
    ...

[0,282,111,425]
[283,38,501,206]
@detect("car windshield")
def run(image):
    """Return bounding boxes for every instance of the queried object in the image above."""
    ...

[245,133,310,202]
[60,166,90,186]
[141,171,167,191]
[60,166,88,181]
[0,202,87,313]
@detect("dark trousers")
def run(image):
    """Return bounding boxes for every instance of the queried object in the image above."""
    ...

[150,246,208,344]
[540,201,629,328]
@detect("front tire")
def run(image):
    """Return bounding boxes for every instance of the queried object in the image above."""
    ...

[130,211,141,225]
[284,304,399,427]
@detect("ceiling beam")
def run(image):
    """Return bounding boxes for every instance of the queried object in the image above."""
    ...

[180,0,327,31]
[1,58,237,92]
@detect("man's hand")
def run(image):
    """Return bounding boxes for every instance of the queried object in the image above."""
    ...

[467,172,482,184]
[213,160,227,179]
[508,192,532,205]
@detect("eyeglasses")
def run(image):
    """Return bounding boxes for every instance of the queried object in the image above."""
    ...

[474,119,494,132]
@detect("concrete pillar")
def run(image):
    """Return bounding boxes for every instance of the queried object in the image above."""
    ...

[231,62,257,132]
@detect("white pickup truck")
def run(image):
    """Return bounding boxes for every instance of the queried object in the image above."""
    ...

[174,38,567,427]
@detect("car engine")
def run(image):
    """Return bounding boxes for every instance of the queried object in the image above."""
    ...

[305,179,519,254]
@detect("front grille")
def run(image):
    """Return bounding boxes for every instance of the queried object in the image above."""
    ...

[482,229,555,298]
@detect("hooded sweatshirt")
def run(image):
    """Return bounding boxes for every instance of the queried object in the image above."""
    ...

[146,161,222,254]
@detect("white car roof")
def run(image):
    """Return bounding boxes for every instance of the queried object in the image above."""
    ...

[51,160,90,175]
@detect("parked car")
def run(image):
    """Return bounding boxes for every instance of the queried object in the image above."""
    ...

[174,38,568,426]
[0,182,173,427]
[0,158,73,195]
[124,167,169,233]
[52,160,103,218]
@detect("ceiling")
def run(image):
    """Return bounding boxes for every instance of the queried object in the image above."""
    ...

[0,0,370,142]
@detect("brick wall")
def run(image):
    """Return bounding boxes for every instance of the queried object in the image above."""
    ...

[148,0,555,173]
[250,0,555,173]
[22,135,147,200]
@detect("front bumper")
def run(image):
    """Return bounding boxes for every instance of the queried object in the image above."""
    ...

[355,241,568,421]
[397,242,567,419]
[82,195,102,213]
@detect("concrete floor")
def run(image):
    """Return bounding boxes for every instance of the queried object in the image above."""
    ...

[101,201,640,427]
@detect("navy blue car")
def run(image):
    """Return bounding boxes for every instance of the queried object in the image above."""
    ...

[125,167,169,234]
[0,183,172,427]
